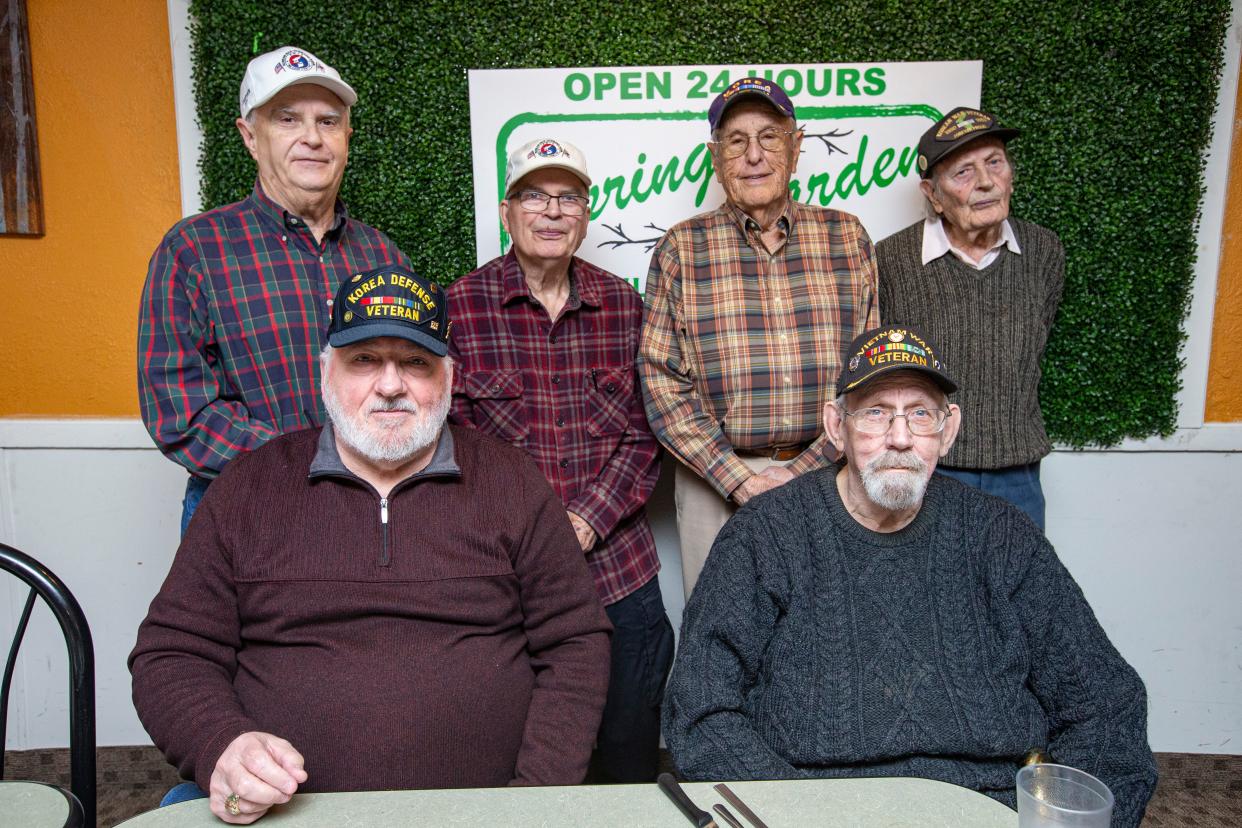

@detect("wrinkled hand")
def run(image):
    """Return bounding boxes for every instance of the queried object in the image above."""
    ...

[733,466,796,506]
[567,511,598,552]
[208,731,307,824]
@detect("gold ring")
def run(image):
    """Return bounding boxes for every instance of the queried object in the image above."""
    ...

[225,793,242,816]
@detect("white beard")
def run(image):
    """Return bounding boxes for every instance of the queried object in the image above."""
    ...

[859,450,930,511]
[322,375,450,465]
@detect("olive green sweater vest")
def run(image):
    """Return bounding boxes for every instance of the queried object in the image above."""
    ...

[876,218,1065,469]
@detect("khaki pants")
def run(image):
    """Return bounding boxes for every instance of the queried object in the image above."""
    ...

[673,455,794,599]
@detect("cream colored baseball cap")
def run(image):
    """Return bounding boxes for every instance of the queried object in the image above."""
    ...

[239,46,357,118]
[504,139,592,195]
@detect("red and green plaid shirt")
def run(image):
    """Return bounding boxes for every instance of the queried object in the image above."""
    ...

[639,200,879,499]
[138,184,408,477]
[447,252,661,606]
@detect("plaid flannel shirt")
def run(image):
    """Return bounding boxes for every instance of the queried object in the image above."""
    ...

[138,184,408,477]
[447,252,661,606]
[639,200,879,499]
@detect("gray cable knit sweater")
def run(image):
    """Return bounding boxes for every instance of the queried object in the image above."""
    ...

[876,218,1064,469]
[663,469,1156,827]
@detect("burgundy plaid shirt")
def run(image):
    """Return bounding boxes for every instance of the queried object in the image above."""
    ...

[138,184,408,477]
[447,251,661,606]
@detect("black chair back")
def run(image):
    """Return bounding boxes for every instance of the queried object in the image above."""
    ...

[0,543,95,826]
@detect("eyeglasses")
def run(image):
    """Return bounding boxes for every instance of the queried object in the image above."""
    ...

[843,407,951,436]
[515,189,590,217]
[712,128,798,159]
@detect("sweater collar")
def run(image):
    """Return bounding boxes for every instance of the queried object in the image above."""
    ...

[309,421,461,482]
[819,462,944,547]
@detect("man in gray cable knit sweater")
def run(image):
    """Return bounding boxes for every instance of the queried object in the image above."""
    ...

[877,107,1064,530]
[663,324,1156,826]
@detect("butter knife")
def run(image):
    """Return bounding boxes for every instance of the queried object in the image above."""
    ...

[713,783,770,828]
[657,773,717,828]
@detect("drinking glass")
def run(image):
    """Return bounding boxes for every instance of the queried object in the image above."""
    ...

[1017,763,1114,827]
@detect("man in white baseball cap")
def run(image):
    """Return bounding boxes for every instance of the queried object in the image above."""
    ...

[138,45,409,537]
[447,138,674,783]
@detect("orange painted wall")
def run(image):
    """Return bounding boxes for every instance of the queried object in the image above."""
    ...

[1206,64,1242,421]
[0,0,181,417]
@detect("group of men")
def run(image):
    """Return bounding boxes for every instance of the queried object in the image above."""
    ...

[131,45,1156,825]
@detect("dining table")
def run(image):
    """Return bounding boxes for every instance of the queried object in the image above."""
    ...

[0,779,84,827]
[116,776,1018,826]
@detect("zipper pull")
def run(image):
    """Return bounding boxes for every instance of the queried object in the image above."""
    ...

[380,497,389,524]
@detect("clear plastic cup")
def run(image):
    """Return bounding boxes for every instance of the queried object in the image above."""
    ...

[1017,763,1114,827]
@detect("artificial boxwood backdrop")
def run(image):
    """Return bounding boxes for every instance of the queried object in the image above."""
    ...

[188,0,1231,447]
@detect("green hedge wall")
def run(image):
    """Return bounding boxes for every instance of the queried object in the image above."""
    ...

[189,0,1230,447]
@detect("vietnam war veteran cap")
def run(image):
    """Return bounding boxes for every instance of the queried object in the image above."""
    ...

[708,77,797,133]
[836,325,958,396]
[917,106,1020,179]
[328,266,450,356]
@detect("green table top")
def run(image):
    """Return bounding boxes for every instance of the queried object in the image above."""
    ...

[0,780,74,827]
[118,776,1018,826]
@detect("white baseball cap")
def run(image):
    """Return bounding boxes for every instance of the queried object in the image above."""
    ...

[504,139,592,195]
[239,46,357,118]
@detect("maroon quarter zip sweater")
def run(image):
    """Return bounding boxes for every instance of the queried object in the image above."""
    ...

[130,424,611,793]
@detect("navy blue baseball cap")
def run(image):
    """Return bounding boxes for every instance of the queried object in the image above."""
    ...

[328,266,450,355]
[708,77,797,133]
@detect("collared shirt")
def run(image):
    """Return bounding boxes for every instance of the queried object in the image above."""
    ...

[921,217,1021,270]
[640,200,879,499]
[138,183,409,478]
[447,251,661,606]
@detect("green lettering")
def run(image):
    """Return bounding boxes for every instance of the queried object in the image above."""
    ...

[710,70,731,94]
[646,71,671,100]
[897,146,919,177]
[777,69,803,96]
[808,171,834,205]
[836,134,872,199]
[620,72,641,100]
[836,68,861,96]
[593,72,616,100]
[863,67,886,95]
[807,69,831,97]
[564,73,589,102]
[873,147,896,187]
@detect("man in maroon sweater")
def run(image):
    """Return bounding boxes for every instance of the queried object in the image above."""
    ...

[130,265,611,824]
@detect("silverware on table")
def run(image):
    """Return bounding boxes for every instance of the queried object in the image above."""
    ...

[712,803,745,828]
[657,773,717,828]
[713,783,771,828]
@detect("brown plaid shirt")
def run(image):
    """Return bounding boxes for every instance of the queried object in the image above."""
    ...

[639,200,879,498]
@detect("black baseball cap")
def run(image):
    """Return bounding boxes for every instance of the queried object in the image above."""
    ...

[328,265,450,355]
[708,77,797,133]
[836,325,958,396]
[917,106,1019,179]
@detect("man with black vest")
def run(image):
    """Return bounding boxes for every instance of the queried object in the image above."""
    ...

[877,107,1064,529]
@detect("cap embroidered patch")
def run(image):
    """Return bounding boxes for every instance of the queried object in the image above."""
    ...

[530,140,569,159]
[722,78,773,101]
[836,325,958,396]
[328,266,450,355]
[935,108,993,142]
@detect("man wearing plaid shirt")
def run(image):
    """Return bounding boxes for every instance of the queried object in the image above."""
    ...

[447,138,673,784]
[138,46,408,534]
[640,78,879,598]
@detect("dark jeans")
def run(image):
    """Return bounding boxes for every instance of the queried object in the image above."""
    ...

[937,461,1045,530]
[590,576,676,783]
[181,474,212,537]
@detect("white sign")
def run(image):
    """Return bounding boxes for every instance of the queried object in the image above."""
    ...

[469,62,981,291]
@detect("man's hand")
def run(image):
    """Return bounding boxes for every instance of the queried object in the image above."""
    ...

[567,511,598,552]
[732,466,796,506]
[208,731,307,824]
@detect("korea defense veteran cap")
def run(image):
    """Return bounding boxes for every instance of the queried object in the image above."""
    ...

[837,325,958,396]
[239,45,357,118]
[917,106,1019,179]
[505,138,592,195]
[328,266,450,355]
[708,77,797,133]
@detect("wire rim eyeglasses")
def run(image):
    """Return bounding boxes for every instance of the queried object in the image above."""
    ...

[843,407,951,436]
[514,189,590,217]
